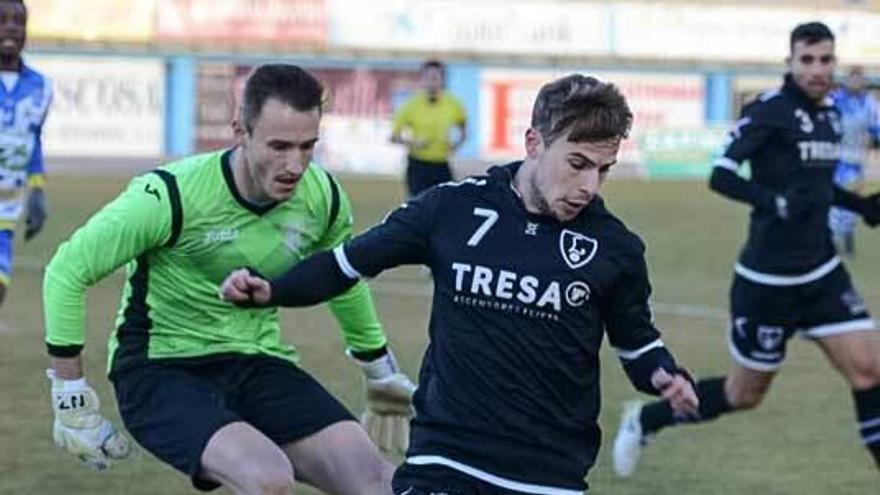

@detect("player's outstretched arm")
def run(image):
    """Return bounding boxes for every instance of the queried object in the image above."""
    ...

[832,185,880,227]
[220,249,359,308]
[47,356,131,470]
[44,172,173,469]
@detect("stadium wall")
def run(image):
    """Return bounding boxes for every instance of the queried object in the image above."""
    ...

[26,48,757,179]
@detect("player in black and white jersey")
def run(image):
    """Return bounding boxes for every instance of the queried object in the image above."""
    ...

[220,74,699,494]
[613,22,880,478]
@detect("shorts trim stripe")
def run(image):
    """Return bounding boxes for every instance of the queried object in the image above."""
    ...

[727,326,779,372]
[862,432,880,445]
[616,339,665,361]
[860,418,880,431]
[734,256,841,286]
[803,318,875,338]
[333,246,362,280]
[405,456,582,495]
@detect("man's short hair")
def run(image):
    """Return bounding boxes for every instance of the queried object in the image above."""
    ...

[790,22,835,53]
[420,59,446,77]
[530,74,632,146]
[240,64,324,133]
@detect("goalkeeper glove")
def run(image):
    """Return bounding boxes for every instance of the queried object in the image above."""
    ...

[352,348,416,455]
[25,188,46,241]
[47,370,131,470]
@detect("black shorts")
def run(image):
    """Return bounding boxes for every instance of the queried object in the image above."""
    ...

[393,463,558,495]
[728,265,874,371]
[406,156,453,197]
[110,353,354,491]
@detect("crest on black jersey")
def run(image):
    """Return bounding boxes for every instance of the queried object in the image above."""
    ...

[559,230,598,270]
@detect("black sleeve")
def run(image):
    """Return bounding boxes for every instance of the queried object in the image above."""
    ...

[719,100,778,165]
[708,167,775,210]
[709,100,779,209]
[265,251,358,307]
[832,185,869,215]
[342,189,436,277]
[260,190,437,307]
[603,248,680,395]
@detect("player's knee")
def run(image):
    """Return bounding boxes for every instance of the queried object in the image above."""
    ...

[239,456,294,495]
[349,447,394,494]
[725,381,768,410]
[844,355,880,390]
[0,282,7,306]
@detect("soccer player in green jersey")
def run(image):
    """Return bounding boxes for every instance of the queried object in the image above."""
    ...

[43,64,414,495]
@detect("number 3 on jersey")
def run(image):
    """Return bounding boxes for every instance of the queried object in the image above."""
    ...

[467,208,498,246]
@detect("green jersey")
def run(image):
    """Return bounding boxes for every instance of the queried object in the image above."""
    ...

[44,149,387,373]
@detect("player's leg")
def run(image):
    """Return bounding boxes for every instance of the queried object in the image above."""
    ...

[0,229,15,306]
[615,365,777,477]
[111,361,294,494]
[614,274,794,477]
[282,421,394,495]
[201,422,296,495]
[425,161,453,190]
[802,267,879,467]
[815,331,880,468]
[237,356,394,495]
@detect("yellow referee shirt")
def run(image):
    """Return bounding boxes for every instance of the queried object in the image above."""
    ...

[392,91,466,163]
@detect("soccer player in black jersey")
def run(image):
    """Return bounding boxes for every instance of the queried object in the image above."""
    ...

[613,21,880,479]
[220,74,699,494]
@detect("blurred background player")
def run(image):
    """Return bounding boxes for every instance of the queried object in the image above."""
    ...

[613,21,880,478]
[829,66,880,257]
[221,74,699,495]
[43,64,413,494]
[391,59,467,197]
[0,0,50,305]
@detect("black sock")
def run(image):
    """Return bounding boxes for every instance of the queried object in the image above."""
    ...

[640,377,734,435]
[853,385,880,468]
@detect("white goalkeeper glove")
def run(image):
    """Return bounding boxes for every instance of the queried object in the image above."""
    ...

[353,349,416,455]
[47,369,131,470]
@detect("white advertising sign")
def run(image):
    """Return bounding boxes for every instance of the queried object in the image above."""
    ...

[612,3,880,66]
[329,0,607,56]
[29,55,165,157]
[480,69,705,165]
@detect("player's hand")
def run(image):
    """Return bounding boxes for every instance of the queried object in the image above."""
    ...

[353,348,416,455]
[219,268,272,306]
[776,184,825,221]
[47,370,131,471]
[859,191,880,227]
[651,368,699,417]
[409,138,428,151]
[25,188,47,241]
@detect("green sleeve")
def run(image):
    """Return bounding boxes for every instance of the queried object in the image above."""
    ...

[44,173,173,355]
[318,173,387,352]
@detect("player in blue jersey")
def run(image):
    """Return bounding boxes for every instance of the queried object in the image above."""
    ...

[829,66,880,257]
[220,74,699,494]
[0,0,51,305]
[613,22,880,479]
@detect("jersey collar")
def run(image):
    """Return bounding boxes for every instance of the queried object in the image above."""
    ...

[221,147,281,215]
[489,161,604,225]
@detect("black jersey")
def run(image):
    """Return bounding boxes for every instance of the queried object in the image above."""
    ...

[714,74,842,279]
[337,163,674,493]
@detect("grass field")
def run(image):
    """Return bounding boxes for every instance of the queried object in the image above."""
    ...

[1,171,879,494]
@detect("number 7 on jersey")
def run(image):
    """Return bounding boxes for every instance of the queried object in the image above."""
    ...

[467,208,499,246]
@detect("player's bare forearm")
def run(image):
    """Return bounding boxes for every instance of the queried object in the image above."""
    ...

[51,355,84,380]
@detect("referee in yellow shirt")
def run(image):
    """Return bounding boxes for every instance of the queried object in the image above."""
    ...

[391,60,467,196]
